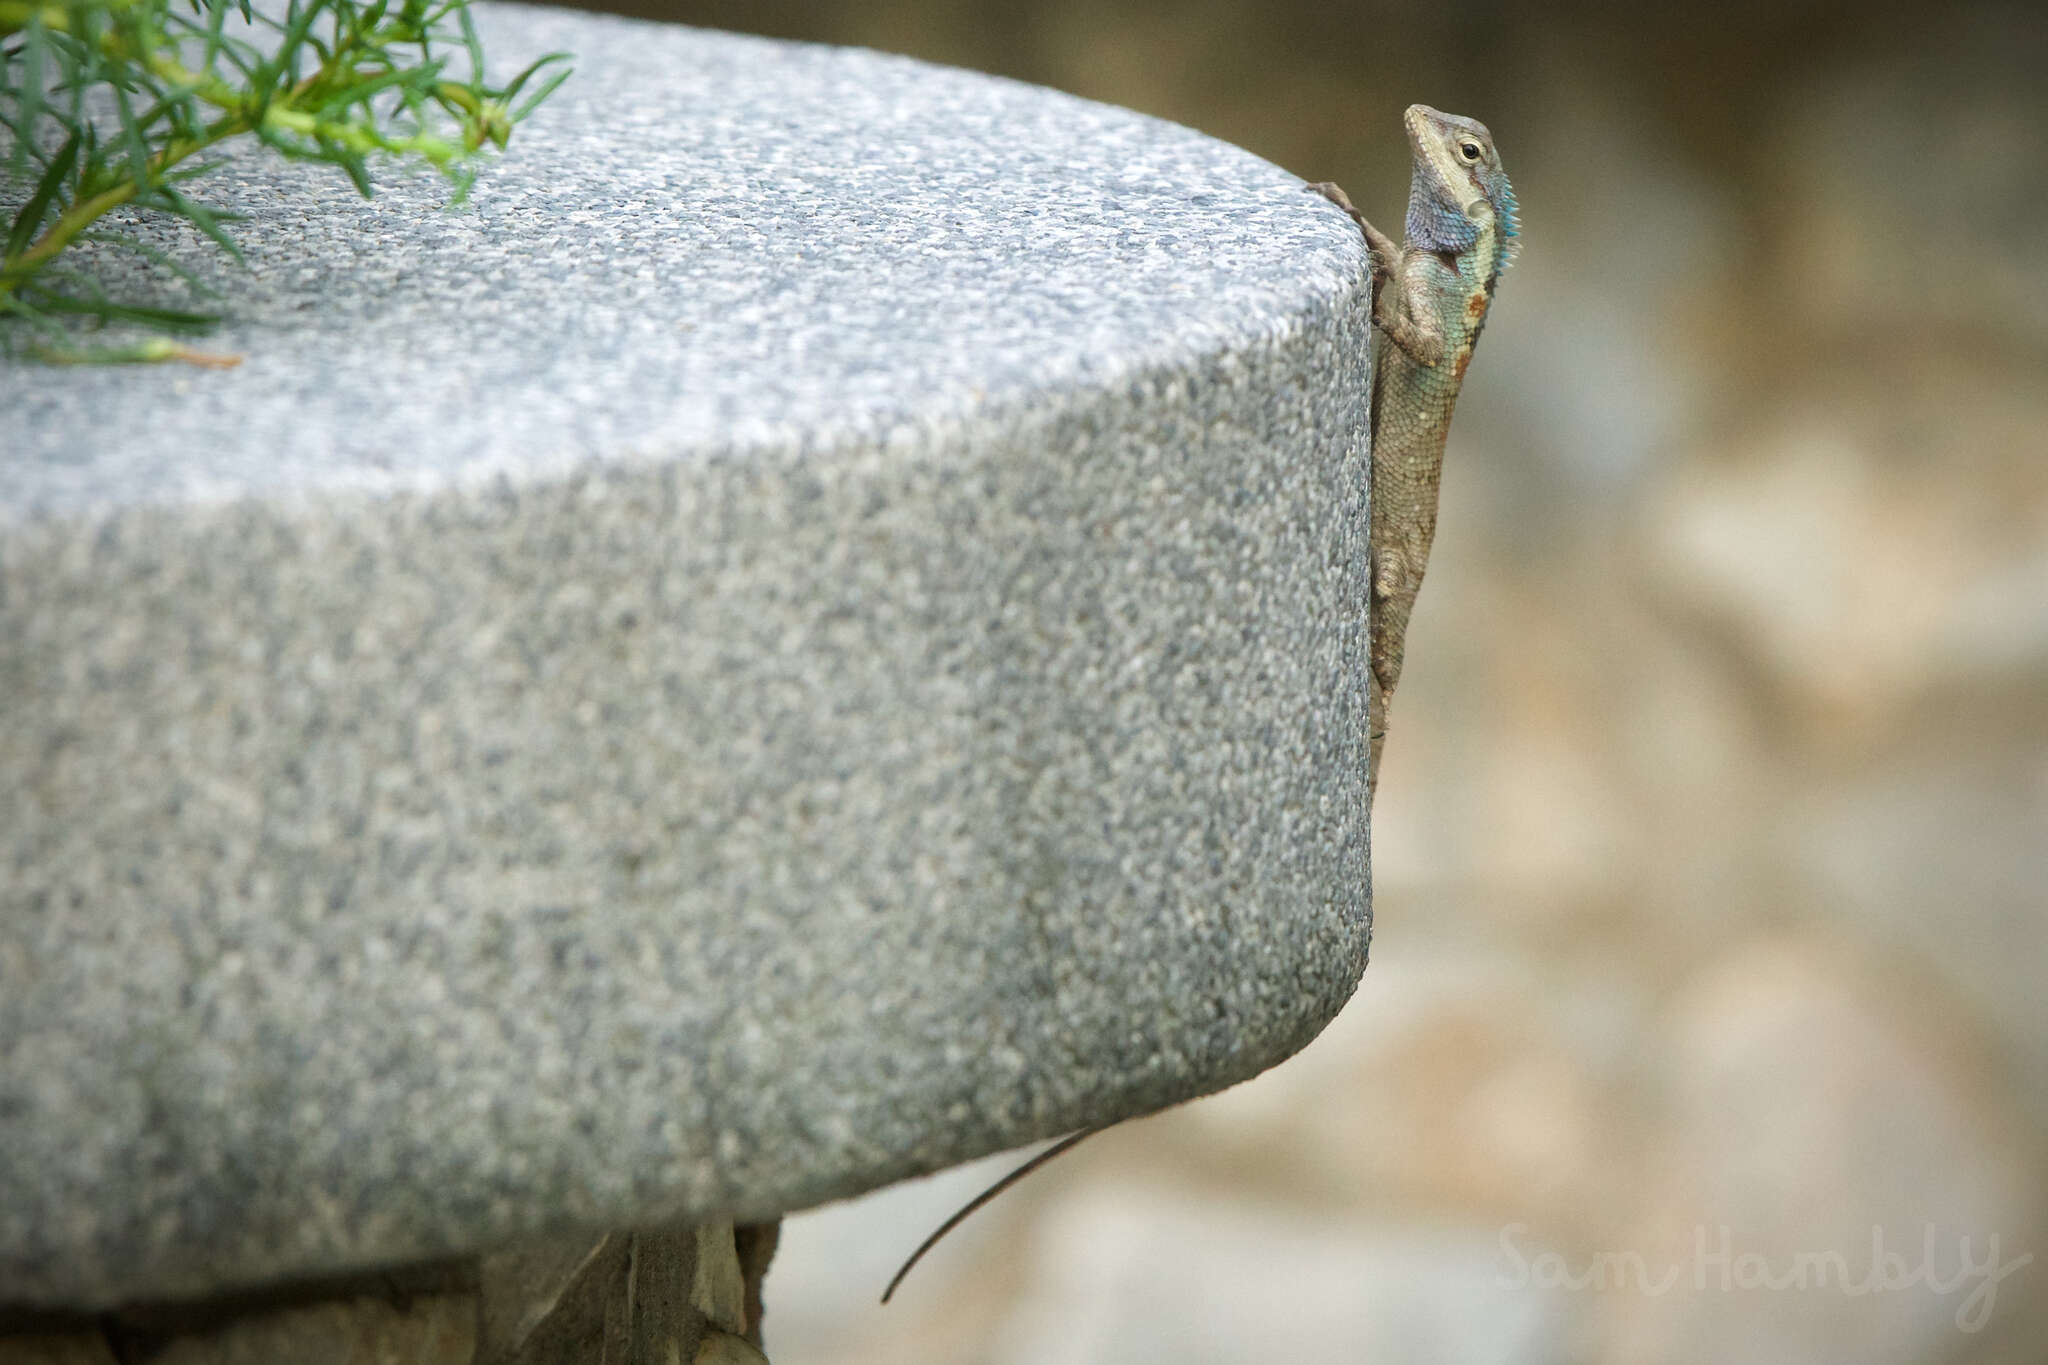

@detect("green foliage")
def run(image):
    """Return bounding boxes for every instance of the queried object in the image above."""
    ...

[1,0,569,361]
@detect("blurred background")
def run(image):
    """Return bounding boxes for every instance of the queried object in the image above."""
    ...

[569,2,2043,1360]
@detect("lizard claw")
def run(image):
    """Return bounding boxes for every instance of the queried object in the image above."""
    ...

[1304,180,1356,212]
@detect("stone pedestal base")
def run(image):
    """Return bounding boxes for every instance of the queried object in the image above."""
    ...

[0,1221,777,1365]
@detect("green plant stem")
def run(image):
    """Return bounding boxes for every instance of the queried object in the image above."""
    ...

[0,1,84,29]
[3,0,570,358]
[2,62,452,298]
[4,132,202,286]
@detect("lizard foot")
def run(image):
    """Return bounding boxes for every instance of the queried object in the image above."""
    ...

[1304,181,1361,215]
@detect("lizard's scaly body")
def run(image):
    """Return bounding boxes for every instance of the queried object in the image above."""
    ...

[883,108,1516,1304]
[1313,104,1517,793]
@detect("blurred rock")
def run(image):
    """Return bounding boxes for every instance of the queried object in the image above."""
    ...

[987,1190,1564,1365]
[1767,13,2048,349]
[1184,952,1638,1247]
[1793,746,2048,1134]
[1595,941,2039,1365]
[1643,371,2048,711]
[1374,538,1643,923]
[1644,421,1965,732]
[1456,85,1732,502]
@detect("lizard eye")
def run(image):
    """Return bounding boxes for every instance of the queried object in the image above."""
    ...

[1459,141,1483,162]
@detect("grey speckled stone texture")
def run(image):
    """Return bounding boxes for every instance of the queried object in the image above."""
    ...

[0,2,1373,1310]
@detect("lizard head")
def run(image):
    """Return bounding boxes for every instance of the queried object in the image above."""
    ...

[1402,104,1519,268]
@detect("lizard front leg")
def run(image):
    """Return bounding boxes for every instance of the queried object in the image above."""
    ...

[1373,261,1447,369]
[1305,182,1401,281]
[1305,182,1445,369]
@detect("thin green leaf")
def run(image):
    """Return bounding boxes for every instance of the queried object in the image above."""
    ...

[155,182,245,263]
[163,89,207,141]
[453,1,481,85]
[333,142,370,195]
[264,0,323,97]
[201,0,231,72]
[499,49,566,104]
[158,153,229,183]
[104,49,157,195]
[314,54,435,113]
[9,18,49,180]
[508,54,569,123]
[29,286,220,329]
[32,256,218,320]
[5,127,81,259]
[58,24,88,127]
[77,226,223,298]
[0,297,79,353]
[209,31,262,81]
[131,90,188,138]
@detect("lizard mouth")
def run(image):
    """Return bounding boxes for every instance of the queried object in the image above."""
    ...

[1404,104,1445,149]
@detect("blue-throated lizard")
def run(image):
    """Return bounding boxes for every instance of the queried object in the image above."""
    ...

[881,105,1517,1304]
[1310,102,1518,798]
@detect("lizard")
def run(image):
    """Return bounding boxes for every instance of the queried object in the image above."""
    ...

[880,104,1516,1306]
[1308,102,1518,798]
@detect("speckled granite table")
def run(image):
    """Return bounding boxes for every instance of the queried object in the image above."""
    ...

[1,1,1374,1312]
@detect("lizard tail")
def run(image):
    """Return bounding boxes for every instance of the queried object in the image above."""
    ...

[880,1129,1099,1303]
